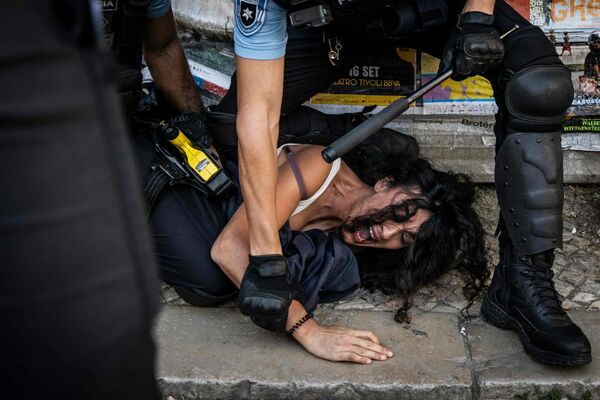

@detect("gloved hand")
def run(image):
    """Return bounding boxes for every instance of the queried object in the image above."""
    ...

[238,254,301,332]
[136,82,178,120]
[137,82,161,115]
[167,112,213,149]
[439,11,504,81]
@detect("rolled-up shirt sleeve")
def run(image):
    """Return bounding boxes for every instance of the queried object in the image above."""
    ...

[233,0,288,60]
[147,0,171,18]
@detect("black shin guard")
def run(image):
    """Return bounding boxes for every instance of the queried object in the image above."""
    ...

[495,64,574,255]
[495,131,563,254]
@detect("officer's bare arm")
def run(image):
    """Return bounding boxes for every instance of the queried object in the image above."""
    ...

[235,56,286,256]
[143,8,204,113]
[462,0,496,14]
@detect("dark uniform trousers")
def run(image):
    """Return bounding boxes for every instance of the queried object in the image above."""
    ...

[0,1,160,398]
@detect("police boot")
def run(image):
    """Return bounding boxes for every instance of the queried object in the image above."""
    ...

[481,232,591,366]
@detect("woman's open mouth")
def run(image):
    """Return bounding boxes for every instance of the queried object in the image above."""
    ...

[354,226,374,242]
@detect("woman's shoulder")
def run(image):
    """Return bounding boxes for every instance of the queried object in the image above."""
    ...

[282,143,325,153]
[279,143,328,167]
[281,144,341,197]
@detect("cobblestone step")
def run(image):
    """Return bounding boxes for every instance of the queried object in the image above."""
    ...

[416,138,600,184]
[155,306,600,400]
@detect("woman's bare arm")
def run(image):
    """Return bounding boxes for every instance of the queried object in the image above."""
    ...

[211,145,329,286]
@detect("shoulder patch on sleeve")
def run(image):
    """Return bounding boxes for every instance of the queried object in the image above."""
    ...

[235,0,268,36]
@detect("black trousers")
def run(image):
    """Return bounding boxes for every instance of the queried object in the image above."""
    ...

[134,133,239,306]
[0,2,160,399]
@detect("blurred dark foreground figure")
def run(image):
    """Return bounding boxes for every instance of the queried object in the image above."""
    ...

[0,1,160,398]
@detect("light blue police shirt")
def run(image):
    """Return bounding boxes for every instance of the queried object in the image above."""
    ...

[233,0,288,60]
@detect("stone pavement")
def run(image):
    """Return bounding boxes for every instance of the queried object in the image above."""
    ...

[157,186,600,399]
[156,307,600,400]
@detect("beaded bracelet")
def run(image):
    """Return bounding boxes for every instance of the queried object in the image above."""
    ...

[287,312,314,337]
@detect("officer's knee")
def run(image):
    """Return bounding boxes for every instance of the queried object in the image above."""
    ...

[505,65,574,133]
[173,285,237,307]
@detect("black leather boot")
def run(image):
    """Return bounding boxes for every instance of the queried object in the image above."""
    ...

[481,233,591,366]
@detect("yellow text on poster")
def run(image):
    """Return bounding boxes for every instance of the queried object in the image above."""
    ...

[421,53,494,101]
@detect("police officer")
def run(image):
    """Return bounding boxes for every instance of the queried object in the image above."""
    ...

[2,0,160,398]
[105,0,231,221]
[101,0,204,116]
[219,0,591,367]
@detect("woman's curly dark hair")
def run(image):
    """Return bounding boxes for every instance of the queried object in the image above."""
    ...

[343,154,488,323]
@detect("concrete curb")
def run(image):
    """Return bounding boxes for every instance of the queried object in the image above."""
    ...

[416,138,600,184]
[469,312,600,400]
[158,379,469,400]
[156,306,600,399]
[156,307,471,399]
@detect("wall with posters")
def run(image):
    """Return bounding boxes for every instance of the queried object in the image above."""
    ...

[534,0,600,138]
[310,48,417,107]
[310,0,600,129]
[172,0,600,154]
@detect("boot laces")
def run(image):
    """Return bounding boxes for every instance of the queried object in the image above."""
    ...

[518,255,565,317]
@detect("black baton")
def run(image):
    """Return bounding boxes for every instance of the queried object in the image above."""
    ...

[322,24,519,163]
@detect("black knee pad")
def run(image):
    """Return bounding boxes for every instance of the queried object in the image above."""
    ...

[495,132,563,255]
[505,64,574,133]
[173,285,238,307]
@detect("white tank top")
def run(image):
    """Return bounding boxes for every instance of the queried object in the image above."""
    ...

[277,144,342,216]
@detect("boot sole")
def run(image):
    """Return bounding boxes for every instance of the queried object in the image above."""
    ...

[481,295,592,367]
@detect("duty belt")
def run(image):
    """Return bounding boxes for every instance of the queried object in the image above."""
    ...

[136,118,236,216]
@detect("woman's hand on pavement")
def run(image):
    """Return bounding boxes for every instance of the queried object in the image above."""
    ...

[293,319,393,364]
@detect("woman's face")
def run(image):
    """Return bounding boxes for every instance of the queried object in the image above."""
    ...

[342,182,432,250]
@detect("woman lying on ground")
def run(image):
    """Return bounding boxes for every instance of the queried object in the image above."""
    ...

[142,136,487,364]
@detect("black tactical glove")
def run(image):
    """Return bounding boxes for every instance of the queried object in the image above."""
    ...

[439,11,504,81]
[238,254,301,332]
[136,82,178,120]
[167,112,213,148]
[137,82,161,115]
